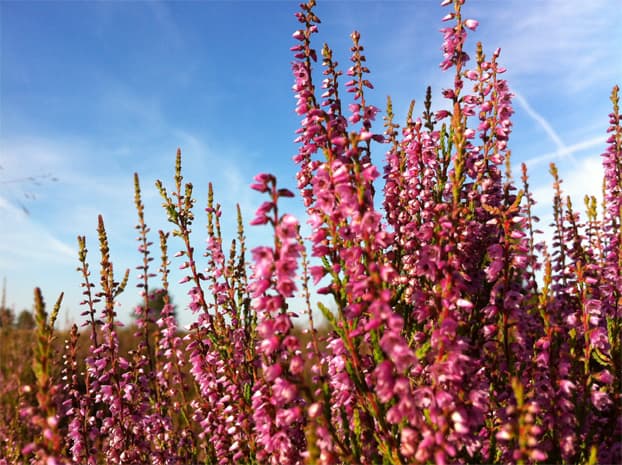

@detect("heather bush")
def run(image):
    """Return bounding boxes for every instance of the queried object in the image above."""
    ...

[1,0,620,464]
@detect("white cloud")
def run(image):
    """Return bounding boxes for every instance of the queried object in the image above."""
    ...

[0,131,263,327]
[472,0,621,94]
[0,195,75,267]
[528,154,604,260]
[531,154,604,211]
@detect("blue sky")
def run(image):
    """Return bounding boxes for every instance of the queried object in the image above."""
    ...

[1,0,620,328]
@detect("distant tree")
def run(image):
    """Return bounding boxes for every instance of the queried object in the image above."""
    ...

[148,288,170,321]
[0,307,14,328]
[126,289,176,357]
[133,288,175,325]
[16,310,36,330]
[0,278,15,328]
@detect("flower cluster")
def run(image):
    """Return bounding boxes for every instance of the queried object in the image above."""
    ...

[249,174,306,465]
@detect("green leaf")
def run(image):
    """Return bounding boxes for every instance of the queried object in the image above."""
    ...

[587,445,598,465]
[415,339,432,359]
[166,205,179,224]
[243,381,252,403]
[32,359,43,380]
[318,302,341,336]
[592,347,612,368]
[370,330,384,364]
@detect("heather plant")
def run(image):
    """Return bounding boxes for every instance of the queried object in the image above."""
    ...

[0,0,620,464]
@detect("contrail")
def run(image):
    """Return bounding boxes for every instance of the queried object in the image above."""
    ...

[511,89,606,173]
[522,135,607,169]
[513,89,566,153]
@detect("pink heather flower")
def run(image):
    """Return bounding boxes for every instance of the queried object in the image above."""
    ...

[275,406,303,429]
[558,379,576,395]
[530,449,548,461]
[251,201,275,225]
[278,213,299,238]
[589,326,609,351]
[250,173,275,192]
[374,361,396,403]
[273,378,297,405]
[309,265,326,284]
[464,69,478,80]
[591,389,612,411]
[400,427,418,457]
[289,355,304,375]
[264,363,283,382]
[485,244,504,281]
[308,402,322,419]
[464,19,479,30]
[592,369,614,384]
[380,331,417,372]
[259,336,280,355]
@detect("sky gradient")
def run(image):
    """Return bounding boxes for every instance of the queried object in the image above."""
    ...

[1,0,620,327]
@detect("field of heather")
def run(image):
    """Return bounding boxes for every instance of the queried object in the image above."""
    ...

[0,0,620,464]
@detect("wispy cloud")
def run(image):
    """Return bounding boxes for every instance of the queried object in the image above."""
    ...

[0,192,78,321]
[147,1,184,49]
[472,0,621,94]
[0,195,75,266]
[0,135,143,321]
[0,129,264,325]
